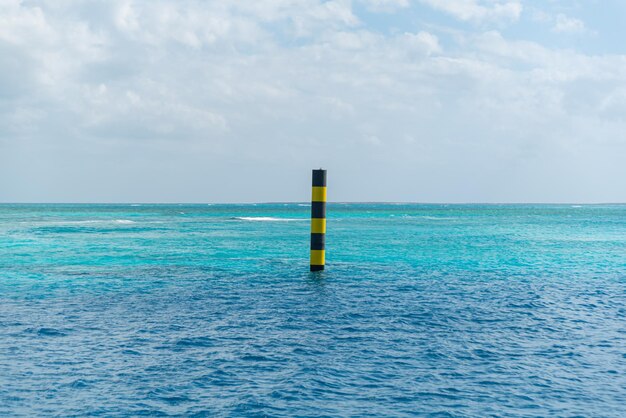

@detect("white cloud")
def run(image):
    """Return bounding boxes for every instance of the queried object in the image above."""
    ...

[553,14,586,33]
[0,0,54,45]
[361,0,409,13]
[420,0,522,23]
[402,31,442,55]
[1,0,626,203]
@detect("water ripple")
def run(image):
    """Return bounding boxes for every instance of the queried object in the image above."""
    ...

[1,204,626,416]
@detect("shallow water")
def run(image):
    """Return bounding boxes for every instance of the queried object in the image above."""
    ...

[1,204,626,416]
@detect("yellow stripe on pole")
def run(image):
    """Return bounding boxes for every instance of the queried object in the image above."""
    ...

[310,218,326,234]
[310,250,325,266]
[311,187,327,202]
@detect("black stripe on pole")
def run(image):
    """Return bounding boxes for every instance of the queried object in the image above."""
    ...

[310,233,325,250]
[311,201,326,218]
[312,169,327,187]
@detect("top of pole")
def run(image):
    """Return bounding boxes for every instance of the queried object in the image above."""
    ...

[312,169,326,187]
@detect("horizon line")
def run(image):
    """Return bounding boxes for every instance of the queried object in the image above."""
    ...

[1,201,626,205]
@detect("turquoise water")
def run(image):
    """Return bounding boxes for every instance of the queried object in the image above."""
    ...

[1,203,626,416]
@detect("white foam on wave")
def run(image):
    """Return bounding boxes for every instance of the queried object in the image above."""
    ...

[24,219,136,225]
[401,215,455,220]
[74,219,136,224]
[67,220,102,224]
[571,205,583,208]
[234,217,304,222]
[297,204,311,207]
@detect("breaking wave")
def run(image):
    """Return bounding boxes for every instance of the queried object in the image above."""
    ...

[232,217,304,222]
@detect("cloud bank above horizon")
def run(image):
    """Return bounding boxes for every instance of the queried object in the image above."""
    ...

[1,0,626,203]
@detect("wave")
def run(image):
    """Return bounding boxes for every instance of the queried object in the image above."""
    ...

[21,219,136,225]
[400,215,455,220]
[73,219,136,224]
[232,217,305,222]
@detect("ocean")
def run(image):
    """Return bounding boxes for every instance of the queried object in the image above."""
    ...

[1,203,625,416]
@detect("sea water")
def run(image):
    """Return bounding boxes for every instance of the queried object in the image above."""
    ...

[1,203,625,416]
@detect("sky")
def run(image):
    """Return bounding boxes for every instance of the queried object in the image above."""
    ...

[1,0,626,203]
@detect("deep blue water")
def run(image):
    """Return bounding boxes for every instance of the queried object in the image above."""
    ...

[1,203,626,416]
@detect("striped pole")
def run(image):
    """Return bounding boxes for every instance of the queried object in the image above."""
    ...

[310,169,327,272]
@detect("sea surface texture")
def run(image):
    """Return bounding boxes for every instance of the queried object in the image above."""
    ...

[1,203,625,417]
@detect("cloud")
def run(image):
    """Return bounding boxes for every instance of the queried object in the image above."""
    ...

[401,31,442,55]
[553,14,586,33]
[361,0,409,13]
[420,0,522,23]
[1,0,626,203]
